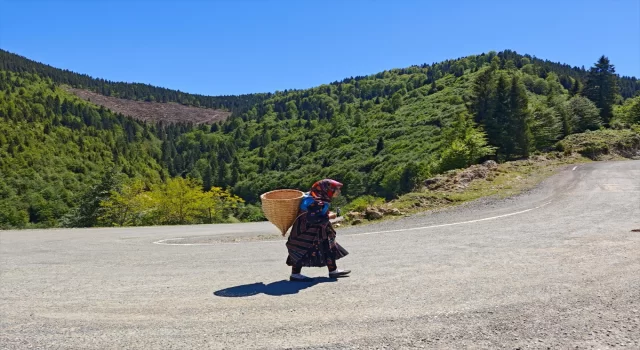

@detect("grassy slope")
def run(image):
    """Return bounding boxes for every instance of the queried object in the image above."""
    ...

[344,128,640,226]
[225,68,477,202]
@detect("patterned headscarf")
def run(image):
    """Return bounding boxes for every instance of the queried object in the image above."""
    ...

[309,179,343,203]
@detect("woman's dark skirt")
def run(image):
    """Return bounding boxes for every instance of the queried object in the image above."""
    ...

[285,213,348,268]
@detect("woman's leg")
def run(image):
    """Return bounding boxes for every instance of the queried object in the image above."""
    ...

[326,257,337,272]
[327,256,350,277]
[290,263,312,281]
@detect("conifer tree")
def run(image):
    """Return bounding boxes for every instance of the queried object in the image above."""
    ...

[509,76,533,157]
[583,56,619,125]
[489,74,512,157]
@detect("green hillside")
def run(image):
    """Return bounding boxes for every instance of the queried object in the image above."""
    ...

[161,51,640,203]
[1,50,639,229]
[0,71,163,227]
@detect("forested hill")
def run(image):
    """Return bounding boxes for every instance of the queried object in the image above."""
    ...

[323,50,640,99]
[1,49,639,229]
[0,71,254,228]
[0,49,271,114]
[175,50,640,205]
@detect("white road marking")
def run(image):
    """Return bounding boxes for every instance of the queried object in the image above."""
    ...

[354,201,552,236]
[572,166,577,171]
[153,201,552,246]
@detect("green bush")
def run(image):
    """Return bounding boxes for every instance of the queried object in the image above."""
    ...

[0,200,28,229]
[234,203,266,222]
[345,195,385,212]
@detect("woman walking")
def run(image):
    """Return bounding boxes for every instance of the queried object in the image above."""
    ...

[285,179,350,281]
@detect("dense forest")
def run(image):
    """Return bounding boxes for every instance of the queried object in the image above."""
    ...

[1,49,639,229]
[0,71,258,228]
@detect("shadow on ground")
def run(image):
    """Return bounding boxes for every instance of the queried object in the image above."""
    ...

[213,277,337,297]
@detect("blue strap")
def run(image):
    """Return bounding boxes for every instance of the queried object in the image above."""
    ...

[300,193,329,216]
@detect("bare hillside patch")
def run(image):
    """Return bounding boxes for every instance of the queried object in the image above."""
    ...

[65,87,231,124]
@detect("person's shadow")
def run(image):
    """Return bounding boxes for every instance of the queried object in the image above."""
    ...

[213,277,338,297]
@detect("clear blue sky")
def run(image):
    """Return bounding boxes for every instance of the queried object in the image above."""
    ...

[1,0,639,96]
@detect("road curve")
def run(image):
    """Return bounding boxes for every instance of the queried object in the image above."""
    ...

[1,160,639,349]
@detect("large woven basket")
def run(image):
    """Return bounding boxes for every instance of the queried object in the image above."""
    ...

[260,189,304,236]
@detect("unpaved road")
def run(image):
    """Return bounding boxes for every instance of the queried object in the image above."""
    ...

[1,161,640,349]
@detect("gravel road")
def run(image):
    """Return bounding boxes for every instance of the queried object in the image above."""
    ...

[1,160,639,349]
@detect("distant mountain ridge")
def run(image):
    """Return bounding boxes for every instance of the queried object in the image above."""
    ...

[0,49,272,115]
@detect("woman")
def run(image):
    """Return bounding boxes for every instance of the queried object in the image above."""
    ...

[285,179,350,281]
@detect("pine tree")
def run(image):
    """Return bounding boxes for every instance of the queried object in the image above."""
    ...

[375,136,384,155]
[230,157,240,185]
[173,154,184,175]
[570,78,582,97]
[202,165,213,191]
[488,74,511,158]
[310,138,318,152]
[583,56,619,126]
[471,67,494,125]
[217,161,228,187]
[509,76,533,157]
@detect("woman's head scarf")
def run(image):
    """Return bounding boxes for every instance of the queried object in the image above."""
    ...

[309,179,343,203]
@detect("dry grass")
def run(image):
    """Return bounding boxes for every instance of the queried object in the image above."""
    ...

[348,153,591,225]
[395,154,588,211]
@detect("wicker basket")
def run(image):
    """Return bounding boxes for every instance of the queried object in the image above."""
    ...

[260,189,304,236]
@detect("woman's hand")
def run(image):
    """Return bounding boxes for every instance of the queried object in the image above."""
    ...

[328,212,337,220]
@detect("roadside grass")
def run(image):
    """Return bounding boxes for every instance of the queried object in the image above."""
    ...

[344,128,640,227]
[388,154,588,215]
